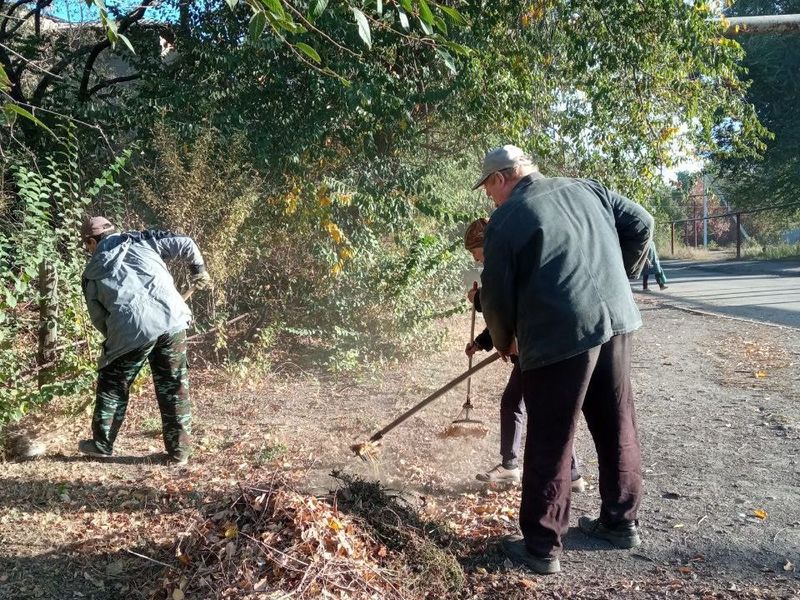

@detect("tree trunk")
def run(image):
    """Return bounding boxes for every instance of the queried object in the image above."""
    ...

[37,259,58,387]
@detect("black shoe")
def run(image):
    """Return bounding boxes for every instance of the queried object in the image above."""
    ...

[578,516,641,549]
[500,535,561,574]
[659,284,668,291]
[78,439,112,459]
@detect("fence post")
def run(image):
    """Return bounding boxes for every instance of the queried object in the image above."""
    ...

[735,213,741,259]
[37,259,58,387]
[670,222,675,255]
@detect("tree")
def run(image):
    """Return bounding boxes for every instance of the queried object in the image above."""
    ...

[714,0,800,212]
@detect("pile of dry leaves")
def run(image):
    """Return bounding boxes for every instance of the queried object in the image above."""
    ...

[157,472,465,600]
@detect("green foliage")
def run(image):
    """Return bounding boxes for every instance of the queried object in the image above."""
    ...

[742,242,800,260]
[0,0,780,411]
[714,0,800,215]
[0,127,131,425]
[66,0,769,372]
[139,126,476,371]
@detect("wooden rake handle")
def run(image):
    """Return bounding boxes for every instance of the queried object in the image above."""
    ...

[367,351,501,444]
[465,281,478,405]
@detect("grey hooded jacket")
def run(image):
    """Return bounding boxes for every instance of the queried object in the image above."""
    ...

[82,230,206,368]
[480,174,653,372]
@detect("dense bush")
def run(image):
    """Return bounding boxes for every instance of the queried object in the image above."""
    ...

[137,125,482,371]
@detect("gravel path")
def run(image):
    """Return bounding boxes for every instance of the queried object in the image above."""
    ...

[1,295,798,598]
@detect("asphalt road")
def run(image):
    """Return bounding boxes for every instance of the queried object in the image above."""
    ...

[635,258,800,329]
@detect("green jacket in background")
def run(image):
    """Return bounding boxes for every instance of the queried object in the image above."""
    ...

[480,173,654,372]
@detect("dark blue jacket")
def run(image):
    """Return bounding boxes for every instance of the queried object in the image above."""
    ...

[480,174,653,371]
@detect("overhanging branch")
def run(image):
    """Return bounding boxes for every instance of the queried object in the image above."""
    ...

[86,72,139,97]
[77,0,156,101]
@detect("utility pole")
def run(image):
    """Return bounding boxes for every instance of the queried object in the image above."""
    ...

[702,174,708,248]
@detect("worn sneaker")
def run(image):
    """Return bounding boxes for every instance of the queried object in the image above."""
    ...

[166,452,190,466]
[571,476,587,493]
[476,464,521,483]
[659,284,668,291]
[78,439,111,459]
[578,516,641,549]
[501,535,561,574]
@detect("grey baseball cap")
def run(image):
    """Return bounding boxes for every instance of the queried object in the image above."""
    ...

[81,216,115,238]
[471,144,532,190]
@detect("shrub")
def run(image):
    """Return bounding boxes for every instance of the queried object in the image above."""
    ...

[0,127,130,426]
[136,127,481,372]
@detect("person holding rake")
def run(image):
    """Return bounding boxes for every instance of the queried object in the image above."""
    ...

[462,217,586,492]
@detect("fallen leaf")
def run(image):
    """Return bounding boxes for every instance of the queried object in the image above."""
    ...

[673,523,685,528]
[678,566,692,574]
[752,509,768,520]
[328,517,344,532]
[253,577,270,592]
[519,578,536,589]
[754,370,767,378]
[172,589,185,600]
[224,523,238,538]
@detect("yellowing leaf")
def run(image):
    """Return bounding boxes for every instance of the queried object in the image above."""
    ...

[172,589,185,600]
[754,370,767,378]
[328,516,344,531]
[752,509,768,520]
[224,523,238,538]
[323,220,344,243]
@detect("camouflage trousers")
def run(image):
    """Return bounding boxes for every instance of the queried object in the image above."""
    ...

[92,330,191,457]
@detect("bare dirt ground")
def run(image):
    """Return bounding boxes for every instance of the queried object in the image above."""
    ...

[1,294,799,599]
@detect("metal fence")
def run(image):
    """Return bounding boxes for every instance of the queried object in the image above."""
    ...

[670,201,800,258]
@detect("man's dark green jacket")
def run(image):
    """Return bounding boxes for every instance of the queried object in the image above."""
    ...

[480,173,654,372]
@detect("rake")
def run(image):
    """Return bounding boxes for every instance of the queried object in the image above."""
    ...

[450,281,485,430]
[350,351,501,460]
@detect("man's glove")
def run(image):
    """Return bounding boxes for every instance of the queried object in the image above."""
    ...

[189,270,212,290]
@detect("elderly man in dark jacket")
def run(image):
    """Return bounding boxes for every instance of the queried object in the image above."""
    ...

[475,145,653,574]
[79,216,211,465]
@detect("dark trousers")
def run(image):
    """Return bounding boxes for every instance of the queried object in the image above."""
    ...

[92,330,191,456]
[501,363,580,481]
[519,333,642,557]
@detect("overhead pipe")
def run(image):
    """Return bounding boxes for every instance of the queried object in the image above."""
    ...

[722,14,800,36]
